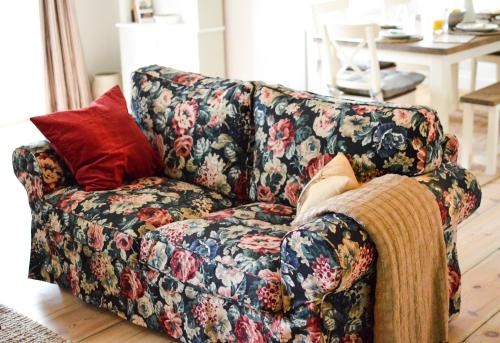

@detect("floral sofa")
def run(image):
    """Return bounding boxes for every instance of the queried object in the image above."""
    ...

[14,65,481,342]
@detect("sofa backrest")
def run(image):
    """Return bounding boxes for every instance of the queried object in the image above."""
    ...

[131,65,254,202]
[249,83,443,207]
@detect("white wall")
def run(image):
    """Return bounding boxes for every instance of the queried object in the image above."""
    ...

[72,0,121,78]
[0,2,45,124]
[224,0,308,90]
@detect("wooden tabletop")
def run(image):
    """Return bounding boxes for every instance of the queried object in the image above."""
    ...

[376,34,500,55]
[338,34,500,55]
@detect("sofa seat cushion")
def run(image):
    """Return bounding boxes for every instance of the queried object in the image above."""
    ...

[44,176,236,236]
[131,65,255,202]
[337,70,425,100]
[140,202,295,313]
[249,83,444,207]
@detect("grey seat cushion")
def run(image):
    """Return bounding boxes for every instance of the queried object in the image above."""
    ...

[337,70,425,100]
[347,60,396,71]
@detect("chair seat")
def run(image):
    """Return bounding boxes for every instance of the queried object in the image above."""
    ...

[337,69,425,100]
[347,60,397,71]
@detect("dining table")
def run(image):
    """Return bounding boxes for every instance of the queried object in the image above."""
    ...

[306,32,500,132]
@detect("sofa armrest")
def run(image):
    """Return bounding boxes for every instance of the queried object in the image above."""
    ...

[280,213,376,312]
[13,141,74,204]
[416,161,481,229]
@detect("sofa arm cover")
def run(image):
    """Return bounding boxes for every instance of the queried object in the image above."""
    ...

[280,213,376,312]
[13,141,74,204]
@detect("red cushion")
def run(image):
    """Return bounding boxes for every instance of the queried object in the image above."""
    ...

[31,86,160,191]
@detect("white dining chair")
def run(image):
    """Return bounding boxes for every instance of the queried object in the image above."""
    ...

[307,1,397,94]
[323,22,425,103]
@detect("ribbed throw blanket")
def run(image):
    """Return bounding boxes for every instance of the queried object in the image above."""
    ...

[293,174,449,343]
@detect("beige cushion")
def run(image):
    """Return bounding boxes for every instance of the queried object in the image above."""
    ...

[295,153,359,219]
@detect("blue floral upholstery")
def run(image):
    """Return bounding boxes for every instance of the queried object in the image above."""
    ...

[250,83,443,206]
[141,203,294,314]
[44,176,235,235]
[14,66,482,342]
[131,65,254,202]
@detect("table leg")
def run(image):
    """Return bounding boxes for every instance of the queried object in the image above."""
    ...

[450,62,459,111]
[460,103,474,169]
[429,60,454,132]
[486,105,499,175]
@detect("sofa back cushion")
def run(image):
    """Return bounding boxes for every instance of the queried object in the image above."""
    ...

[131,65,254,202]
[249,83,443,207]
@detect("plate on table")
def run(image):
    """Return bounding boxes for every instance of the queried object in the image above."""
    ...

[456,22,499,32]
[380,29,412,39]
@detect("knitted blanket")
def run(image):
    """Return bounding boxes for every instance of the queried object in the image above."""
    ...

[293,174,449,343]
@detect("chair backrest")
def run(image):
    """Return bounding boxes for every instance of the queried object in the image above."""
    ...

[310,0,349,34]
[324,23,383,101]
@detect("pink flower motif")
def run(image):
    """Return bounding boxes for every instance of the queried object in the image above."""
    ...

[136,208,173,227]
[448,265,461,298]
[256,281,281,311]
[172,73,204,86]
[238,233,281,254]
[312,254,341,292]
[114,232,133,251]
[257,185,275,203]
[235,315,265,343]
[306,154,334,179]
[284,180,301,207]
[347,245,375,287]
[419,108,437,141]
[87,223,105,251]
[173,135,193,157]
[260,203,293,216]
[204,208,236,221]
[191,297,221,326]
[169,248,199,282]
[160,306,183,339]
[119,267,145,300]
[139,239,154,261]
[160,222,188,244]
[352,104,380,114]
[68,264,80,296]
[58,190,88,212]
[268,119,295,157]
[306,317,323,343]
[172,100,198,135]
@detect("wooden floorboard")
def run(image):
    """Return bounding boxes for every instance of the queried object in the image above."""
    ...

[449,249,500,342]
[465,310,500,343]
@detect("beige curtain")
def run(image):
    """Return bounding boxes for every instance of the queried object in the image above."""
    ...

[40,0,92,112]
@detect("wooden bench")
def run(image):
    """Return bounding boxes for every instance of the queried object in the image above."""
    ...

[460,82,500,175]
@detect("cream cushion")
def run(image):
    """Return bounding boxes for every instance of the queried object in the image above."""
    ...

[295,153,359,218]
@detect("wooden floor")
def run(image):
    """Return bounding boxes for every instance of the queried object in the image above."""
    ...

[1,95,499,342]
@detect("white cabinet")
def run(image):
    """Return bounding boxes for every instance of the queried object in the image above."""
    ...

[116,0,225,105]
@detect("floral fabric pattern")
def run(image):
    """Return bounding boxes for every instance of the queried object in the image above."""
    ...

[13,68,482,342]
[131,65,255,202]
[12,142,74,206]
[141,202,294,314]
[44,176,235,235]
[249,83,444,207]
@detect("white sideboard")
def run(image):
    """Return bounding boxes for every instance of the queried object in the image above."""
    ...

[116,0,225,106]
